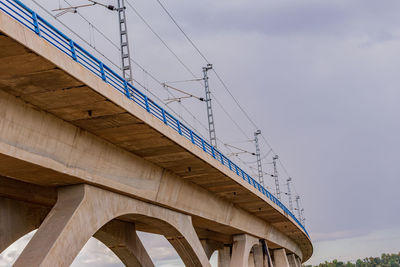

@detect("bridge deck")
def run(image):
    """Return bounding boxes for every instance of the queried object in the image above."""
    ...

[0,3,312,261]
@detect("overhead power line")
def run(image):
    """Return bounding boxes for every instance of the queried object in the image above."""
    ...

[152,0,303,205]
[154,0,209,63]
[153,0,260,130]
[33,0,304,219]
[152,0,283,162]
[126,0,254,143]
[31,0,211,141]
[125,0,197,78]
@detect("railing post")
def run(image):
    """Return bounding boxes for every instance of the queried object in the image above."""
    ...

[69,40,77,61]
[177,120,182,135]
[144,96,150,112]
[211,147,216,158]
[124,80,130,98]
[190,130,195,144]
[228,159,232,170]
[162,109,167,124]
[100,63,106,81]
[32,12,40,36]
[201,139,206,152]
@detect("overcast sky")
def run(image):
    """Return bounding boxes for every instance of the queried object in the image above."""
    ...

[1,0,400,266]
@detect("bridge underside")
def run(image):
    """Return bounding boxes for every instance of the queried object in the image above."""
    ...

[0,8,312,266]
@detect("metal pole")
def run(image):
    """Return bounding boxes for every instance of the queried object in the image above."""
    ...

[117,0,133,83]
[254,130,264,186]
[295,195,302,221]
[286,177,293,212]
[272,155,281,200]
[203,64,217,147]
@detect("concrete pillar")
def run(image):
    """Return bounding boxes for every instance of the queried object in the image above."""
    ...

[0,197,49,253]
[287,254,298,267]
[248,251,255,267]
[94,220,154,267]
[252,244,264,267]
[201,239,224,259]
[263,243,273,267]
[295,256,302,267]
[230,234,259,267]
[273,249,290,267]
[218,246,231,267]
[13,184,211,267]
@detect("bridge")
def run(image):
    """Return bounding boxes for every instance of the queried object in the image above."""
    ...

[0,0,312,266]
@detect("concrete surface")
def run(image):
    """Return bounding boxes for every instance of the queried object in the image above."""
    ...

[14,184,210,267]
[230,234,260,267]
[94,220,154,267]
[273,249,290,267]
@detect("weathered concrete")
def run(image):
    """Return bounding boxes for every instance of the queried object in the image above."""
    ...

[249,251,256,267]
[201,239,224,259]
[218,246,231,267]
[253,244,264,267]
[0,197,49,253]
[94,220,154,267]
[287,254,300,267]
[0,77,302,258]
[263,241,274,267]
[273,249,290,267]
[295,257,302,267]
[230,234,260,267]
[14,184,210,267]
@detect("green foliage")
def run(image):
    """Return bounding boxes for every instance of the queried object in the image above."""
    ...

[308,252,400,267]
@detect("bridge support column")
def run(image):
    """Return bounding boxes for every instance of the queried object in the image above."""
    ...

[13,184,210,267]
[230,234,260,267]
[252,244,264,267]
[295,256,302,267]
[249,251,255,267]
[273,249,290,267]
[262,241,273,267]
[93,220,154,267]
[218,246,231,267]
[287,254,299,267]
[0,197,49,253]
[200,239,224,259]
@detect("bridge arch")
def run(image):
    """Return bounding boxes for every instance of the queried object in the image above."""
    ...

[0,230,125,267]
[9,184,210,267]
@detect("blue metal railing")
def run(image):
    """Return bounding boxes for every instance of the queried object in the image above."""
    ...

[0,0,309,237]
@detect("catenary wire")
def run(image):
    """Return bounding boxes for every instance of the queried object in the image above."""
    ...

[33,0,303,216]
[30,0,211,141]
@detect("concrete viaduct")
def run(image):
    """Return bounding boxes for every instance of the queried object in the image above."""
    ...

[0,1,312,266]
